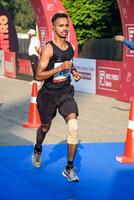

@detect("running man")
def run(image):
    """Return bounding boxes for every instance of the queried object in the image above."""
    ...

[32,13,81,182]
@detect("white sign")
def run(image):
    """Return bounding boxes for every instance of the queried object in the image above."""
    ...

[125,24,134,56]
[71,58,96,93]
[0,50,4,76]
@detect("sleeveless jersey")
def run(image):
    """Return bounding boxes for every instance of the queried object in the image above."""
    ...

[42,41,74,90]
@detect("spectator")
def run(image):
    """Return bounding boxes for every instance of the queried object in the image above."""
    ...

[115,35,134,50]
[28,28,41,85]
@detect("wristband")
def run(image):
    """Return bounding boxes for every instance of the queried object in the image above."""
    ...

[71,67,77,74]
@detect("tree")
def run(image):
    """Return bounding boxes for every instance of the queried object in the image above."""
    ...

[61,0,121,45]
[0,0,9,8]
[1,0,36,33]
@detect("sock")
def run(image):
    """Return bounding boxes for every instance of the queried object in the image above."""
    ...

[66,160,74,169]
[34,144,42,153]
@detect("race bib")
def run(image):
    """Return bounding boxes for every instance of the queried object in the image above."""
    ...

[53,62,70,83]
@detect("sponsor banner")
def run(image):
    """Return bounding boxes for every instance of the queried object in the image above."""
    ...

[17,58,32,75]
[39,27,46,47]
[0,4,18,52]
[118,61,134,102]
[0,50,4,76]
[0,14,9,51]
[96,60,122,99]
[98,67,120,92]
[16,54,33,81]
[118,0,134,102]
[4,51,16,78]
[72,58,96,93]
[125,24,134,57]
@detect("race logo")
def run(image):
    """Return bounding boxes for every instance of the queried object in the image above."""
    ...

[0,4,18,51]
[125,25,134,56]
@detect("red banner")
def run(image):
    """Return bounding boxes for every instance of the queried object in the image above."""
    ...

[96,60,122,99]
[4,51,16,78]
[117,0,134,102]
[17,58,32,75]
[30,0,78,57]
[0,4,18,52]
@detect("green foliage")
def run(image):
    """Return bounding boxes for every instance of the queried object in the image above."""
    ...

[0,0,35,33]
[0,0,9,8]
[61,0,121,45]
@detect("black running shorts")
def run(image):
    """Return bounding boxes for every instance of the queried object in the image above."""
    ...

[37,85,78,124]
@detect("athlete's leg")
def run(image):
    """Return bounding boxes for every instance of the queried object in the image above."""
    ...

[32,123,51,168]
[62,113,79,182]
[65,113,78,168]
[58,85,79,181]
[33,87,57,168]
[34,123,51,152]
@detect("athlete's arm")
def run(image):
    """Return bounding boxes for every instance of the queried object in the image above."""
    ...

[71,69,81,82]
[70,45,81,82]
[36,43,72,81]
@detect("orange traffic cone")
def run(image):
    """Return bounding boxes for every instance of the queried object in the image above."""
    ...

[22,82,41,128]
[116,98,134,163]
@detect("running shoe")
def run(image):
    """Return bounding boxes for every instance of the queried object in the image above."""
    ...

[62,167,79,182]
[32,151,42,168]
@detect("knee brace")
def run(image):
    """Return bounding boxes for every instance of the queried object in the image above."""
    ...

[67,119,79,144]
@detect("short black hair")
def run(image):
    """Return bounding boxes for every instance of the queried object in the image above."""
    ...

[52,13,68,25]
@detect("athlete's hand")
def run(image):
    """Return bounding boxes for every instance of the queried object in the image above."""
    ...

[72,70,81,82]
[59,61,72,71]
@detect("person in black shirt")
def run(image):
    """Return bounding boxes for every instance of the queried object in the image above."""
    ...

[32,13,81,182]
